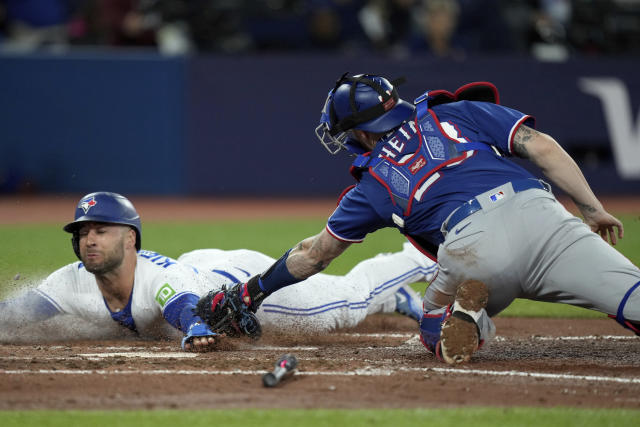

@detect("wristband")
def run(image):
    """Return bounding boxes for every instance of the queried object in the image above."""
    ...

[258,249,299,294]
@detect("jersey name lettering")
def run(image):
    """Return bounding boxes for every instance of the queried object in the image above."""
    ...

[388,136,405,153]
[139,250,177,268]
[379,123,418,159]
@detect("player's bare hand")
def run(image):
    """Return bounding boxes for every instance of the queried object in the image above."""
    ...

[582,209,624,245]
[184,334,223,353]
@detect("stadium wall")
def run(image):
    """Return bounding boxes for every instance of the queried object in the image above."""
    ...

[0,51,638,196]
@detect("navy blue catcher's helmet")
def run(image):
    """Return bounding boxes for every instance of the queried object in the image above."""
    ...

[64,192,141,258]
[315,73,416,155]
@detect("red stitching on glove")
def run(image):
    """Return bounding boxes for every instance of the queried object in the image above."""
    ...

[210,292,225,311]
[240,283,252,307]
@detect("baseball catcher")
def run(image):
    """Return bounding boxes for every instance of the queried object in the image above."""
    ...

[198,73,640,365]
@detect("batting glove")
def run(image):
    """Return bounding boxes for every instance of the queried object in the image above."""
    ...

[181,321,218,351]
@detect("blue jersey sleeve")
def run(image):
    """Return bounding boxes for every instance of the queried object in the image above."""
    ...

[326,180,393,242]
[433,101,535,156]
[162,292,203,333]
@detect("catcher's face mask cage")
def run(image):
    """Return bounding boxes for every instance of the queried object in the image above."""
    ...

[314,73,415,155]
[63,192,142,259]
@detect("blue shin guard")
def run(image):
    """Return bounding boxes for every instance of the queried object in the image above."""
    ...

[419,307,448,354]
[611,280,640,336]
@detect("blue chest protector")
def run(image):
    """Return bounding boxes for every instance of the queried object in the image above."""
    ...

[349,95,495,255]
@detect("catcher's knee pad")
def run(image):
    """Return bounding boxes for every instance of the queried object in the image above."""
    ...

[611,280,640,336]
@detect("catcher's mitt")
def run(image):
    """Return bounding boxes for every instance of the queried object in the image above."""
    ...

[196,283,262,340]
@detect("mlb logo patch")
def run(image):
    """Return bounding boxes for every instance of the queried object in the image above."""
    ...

[489,191,505,202]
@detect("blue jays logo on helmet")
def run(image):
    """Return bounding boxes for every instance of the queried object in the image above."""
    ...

[315,73,415,155]
[79,196,97,214]
[64,191,142,258]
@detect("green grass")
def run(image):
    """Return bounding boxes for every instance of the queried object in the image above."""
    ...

[1,214,639,318]
[0,219,406,295]
[1,216,639,420]
[1,408,639,427]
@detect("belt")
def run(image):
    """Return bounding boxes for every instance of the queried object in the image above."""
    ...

[443,179,550,233]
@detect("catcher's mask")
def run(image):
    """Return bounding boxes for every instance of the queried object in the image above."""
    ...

[63,192,142,259]
[314,73,415,155]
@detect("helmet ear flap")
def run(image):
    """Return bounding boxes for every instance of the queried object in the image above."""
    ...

[71,233,81,260]
[328,93,339,129]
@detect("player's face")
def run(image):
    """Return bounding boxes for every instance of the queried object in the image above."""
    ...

[77,222,132,275]
[349,129,377,151]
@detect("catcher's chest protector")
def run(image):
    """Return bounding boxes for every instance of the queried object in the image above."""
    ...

[350,106,492,221]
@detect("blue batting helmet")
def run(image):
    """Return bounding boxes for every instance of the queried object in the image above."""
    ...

[64,192,141,258]
[315,73,415,154]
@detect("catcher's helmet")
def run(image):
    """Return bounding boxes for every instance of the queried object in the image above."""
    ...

[63,192,141,258]
[315,73,415,155]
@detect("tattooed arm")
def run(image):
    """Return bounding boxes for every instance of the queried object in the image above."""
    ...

[513,125,623,244]
[286,230,352,279]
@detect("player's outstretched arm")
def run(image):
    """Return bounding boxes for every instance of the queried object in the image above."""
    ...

[512,125,624,245]
[286,229,352,280]
[162,293,220,352]
[196,229,352,329]
[0,290,61,327]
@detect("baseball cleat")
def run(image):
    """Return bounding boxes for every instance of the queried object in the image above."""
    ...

[440,279,489,365]
[395,285,424,322]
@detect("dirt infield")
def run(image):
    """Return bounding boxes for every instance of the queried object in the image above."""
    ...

[1,195,639,410]
[1,316,639,410]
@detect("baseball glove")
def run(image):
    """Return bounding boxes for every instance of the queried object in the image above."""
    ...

[196,283,262,340]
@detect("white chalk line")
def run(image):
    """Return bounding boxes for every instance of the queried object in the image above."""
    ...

[44,345,174,351]
[30,334,636,351]
[334,333,413,338]
[0,334,634,360]
[0,353,194,361]
[531,335,636,341]
[1,366,638,385]
[78,352,197,359]
[1,333,637,385]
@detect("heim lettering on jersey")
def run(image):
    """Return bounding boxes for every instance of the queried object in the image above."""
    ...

[579,77,640,179]
[379,122,417,159]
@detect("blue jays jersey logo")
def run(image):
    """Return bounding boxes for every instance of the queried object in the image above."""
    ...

[80,197,97,214]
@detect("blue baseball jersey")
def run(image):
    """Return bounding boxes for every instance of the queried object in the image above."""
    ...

[326,100,536,249]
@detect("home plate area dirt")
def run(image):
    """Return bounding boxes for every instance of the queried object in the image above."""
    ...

[1,316,639,410]
[1,196,638,410]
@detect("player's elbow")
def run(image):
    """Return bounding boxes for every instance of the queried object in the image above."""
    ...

[527,132,565,168]
[292,230,350,275]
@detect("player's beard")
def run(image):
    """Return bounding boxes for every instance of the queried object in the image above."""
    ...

[82,237,126,276]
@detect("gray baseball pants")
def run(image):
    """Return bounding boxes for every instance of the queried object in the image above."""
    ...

[425,182,640,333]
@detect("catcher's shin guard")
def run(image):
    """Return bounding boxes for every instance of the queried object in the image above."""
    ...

[439,280,489,364]
[419,307,448,361]
[611,280,640,336]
